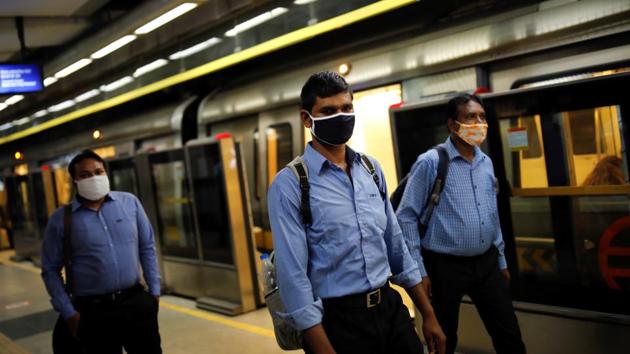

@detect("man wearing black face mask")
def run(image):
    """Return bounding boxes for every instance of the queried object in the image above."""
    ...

[267,71,446,354]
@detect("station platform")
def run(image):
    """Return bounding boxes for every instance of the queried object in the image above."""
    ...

[0,250,283,354]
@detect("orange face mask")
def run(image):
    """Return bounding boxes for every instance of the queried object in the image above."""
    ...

[455,121,488,146]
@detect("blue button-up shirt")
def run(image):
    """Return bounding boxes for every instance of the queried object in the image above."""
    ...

[396,137,507,277]
[41,191,161,320]
[267,144,421,331]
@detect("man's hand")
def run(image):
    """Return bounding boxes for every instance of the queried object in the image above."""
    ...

[303,324,336,354]
[66,312,81,338]
[422,314,446,354]
[422,276,432,297]
[501,268,511,284]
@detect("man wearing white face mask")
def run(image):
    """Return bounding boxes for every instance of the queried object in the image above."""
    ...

[41,150,162,354]
[396,94,526,354]
[268,72,445,354]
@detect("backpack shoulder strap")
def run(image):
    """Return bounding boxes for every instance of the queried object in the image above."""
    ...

[287,157,312,226]
[418,145,450,238]
[358,154,386,199]
[62,204,73,292]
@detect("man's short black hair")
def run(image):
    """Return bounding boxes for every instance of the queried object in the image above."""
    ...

[68,150,105,180]
[446,93,484,121]
[300,71,352,113]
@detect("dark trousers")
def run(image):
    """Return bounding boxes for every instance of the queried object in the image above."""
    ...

[306,285,423,354]
[423,247,526,354]
[73,289,162,354]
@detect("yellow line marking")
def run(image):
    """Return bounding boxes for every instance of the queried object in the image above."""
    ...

[159,301,275,338]
[0,0,416,145]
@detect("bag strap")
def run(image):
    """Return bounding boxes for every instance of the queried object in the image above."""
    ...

[62,204,73,293]
[418,145,449,238]
[287,157,312,226]
[358,154,386,200]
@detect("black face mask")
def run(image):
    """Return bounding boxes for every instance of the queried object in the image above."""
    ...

[307,112,355,145]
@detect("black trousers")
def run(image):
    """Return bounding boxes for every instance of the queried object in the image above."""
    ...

[72,290,162,354]
[423,247,526,354]
[306,285,423,354]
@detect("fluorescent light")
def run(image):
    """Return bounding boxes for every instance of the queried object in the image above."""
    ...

[169,38,221,60]
[90,35,137,59]
[294,0,317,4]
[74,89,101,102]
[14,117,30,125]
[134,3,198,35]
[54,58,92,78]
[100,76,134,92]
[133,59,169,77]
[0,122,15,131]
[225,7,288,37]
[33,109,48,118]
[49,100,76,112]
[43,77,58,86]
[0,103,8,111]
[5,95,24,105]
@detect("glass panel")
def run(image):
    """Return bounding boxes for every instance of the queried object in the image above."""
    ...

[253,128,261,201]
[109,159,139,196]
[8,176,36,238]
[31,172,49,238]
[41,170,57,216]
[151,153,197,259]
[187,143,233,265]
[499,116,549,188]
[53,167,72,206]
[266,123,293,187]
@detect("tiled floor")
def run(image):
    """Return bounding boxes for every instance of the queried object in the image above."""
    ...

[0,250,285,354]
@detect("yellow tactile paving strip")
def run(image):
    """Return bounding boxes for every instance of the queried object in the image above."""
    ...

[0,250,275,339]
[0,331,30,354]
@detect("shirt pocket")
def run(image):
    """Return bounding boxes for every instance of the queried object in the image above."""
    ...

[111,211,138,244]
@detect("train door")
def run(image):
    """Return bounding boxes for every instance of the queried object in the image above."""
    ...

[107,157,139,196]
[6,172,38,261]
[53,166,72,207]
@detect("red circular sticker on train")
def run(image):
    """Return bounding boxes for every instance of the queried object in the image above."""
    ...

[598,216,630,290]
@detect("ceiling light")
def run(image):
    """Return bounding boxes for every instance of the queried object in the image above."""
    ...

[90,35,137,59]
[134,3,199,35]
[0,103,7,111]
[74,89,101,102]
[133,59,169,77]
[14,117,30,125]
[338,63,351,76]
[225,7,288,37]
[33,109,48,118]
[0,122,15,131]
[5,95,24,105]
[169,38,221,60]
[49,100,76,112]
[43,77,58,86]
[14,151,24,160]
[100,76,134,92]
[294,0,317,4]
[54,58,92,78]
[92,129,103,140]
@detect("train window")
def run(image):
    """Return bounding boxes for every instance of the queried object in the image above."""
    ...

[187,143,233,265]
[568,109,597,155]
[108,158,139,196]
[151,154,198,259]
[500,116,549,188]
[521,117,543,159]
[266,123,293,187]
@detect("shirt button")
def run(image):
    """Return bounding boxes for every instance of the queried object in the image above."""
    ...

[474,185,477,189]
[104,226,108,230]
[477,202,481,206]
[481,221,485,225]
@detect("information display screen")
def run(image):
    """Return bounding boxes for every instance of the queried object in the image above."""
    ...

[0,64,43,94]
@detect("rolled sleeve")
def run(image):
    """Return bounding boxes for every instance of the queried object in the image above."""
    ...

[134,196,161,296]
[268,171,323,331]
[396,156,435,278]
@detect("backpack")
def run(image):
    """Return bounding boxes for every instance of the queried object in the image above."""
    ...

[263,152,384,350]
[389,145,449,238]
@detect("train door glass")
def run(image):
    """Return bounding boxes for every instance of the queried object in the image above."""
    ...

[108,158,139,196]
[351,84,402,188]
[8,176,36,237]
[31,172,50,237]
[53,167,72,206]
[150,151,198,259]
[186,142,233,265]
[266,123,293,187]
[499,105,630,315]
[41,169,57,216]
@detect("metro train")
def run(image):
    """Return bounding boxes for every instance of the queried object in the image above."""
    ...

[1,1,629,353]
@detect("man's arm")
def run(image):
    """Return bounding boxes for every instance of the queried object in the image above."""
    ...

[268,172,333,353]
[134,196,161,297]
[40,211,76,320]
[405,284,446,354]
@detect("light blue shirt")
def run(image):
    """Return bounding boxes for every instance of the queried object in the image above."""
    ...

[267,144,421,331]
[396,137,507,277]
[41,191,161,320]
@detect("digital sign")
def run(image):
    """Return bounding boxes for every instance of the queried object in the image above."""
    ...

[0,64,43,94]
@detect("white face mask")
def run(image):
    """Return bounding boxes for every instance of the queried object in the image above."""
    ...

[75,175,110,201]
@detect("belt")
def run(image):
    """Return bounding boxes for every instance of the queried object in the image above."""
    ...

[74,284,144,306]
[323,284,389,309]
[422,245,496,262]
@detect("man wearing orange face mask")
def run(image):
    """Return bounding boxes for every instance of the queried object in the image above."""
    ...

[396,94,525,354]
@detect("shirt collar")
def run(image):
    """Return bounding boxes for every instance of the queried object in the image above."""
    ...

[71,193,116,212]
[444,136,484,164]
[303,143,359,175]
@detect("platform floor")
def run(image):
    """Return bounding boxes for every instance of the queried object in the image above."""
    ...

[0,250,285,354]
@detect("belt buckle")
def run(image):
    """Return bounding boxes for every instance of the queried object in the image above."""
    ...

[111,289,123,302]
[366,288,381,308]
